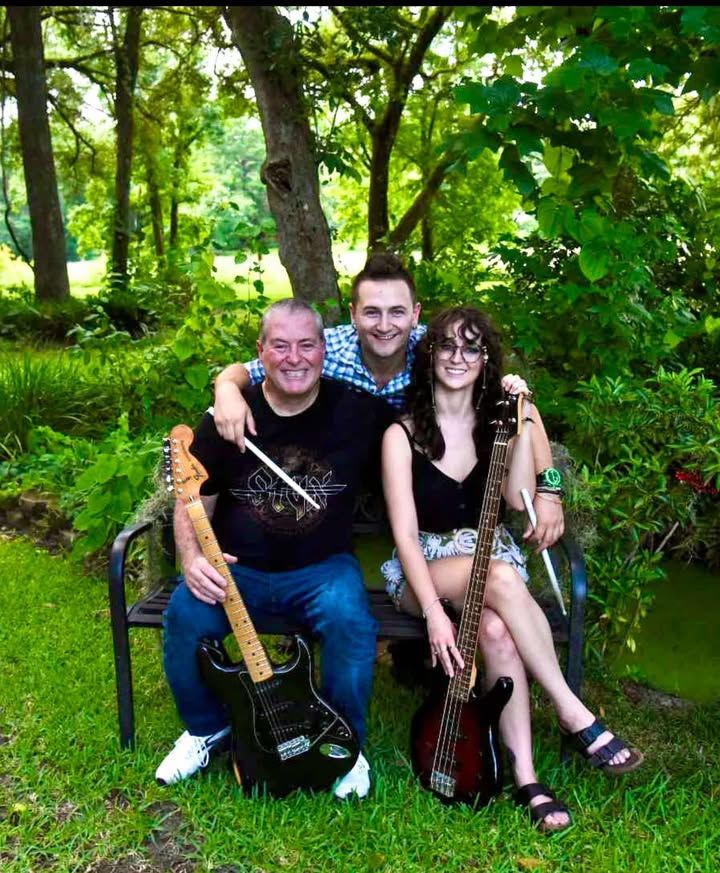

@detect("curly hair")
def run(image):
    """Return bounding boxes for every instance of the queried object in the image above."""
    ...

[406,306,504,460]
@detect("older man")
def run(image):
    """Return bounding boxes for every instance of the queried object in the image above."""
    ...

[157,299,393,799]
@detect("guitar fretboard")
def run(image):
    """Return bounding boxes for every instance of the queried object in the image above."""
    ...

[448,428,512,702]
[186,500,273,683]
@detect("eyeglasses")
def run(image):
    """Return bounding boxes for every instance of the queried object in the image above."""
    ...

[433,339,487,364]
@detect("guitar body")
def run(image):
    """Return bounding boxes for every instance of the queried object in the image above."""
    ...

[411,675,513,806]
[198,635,359,797]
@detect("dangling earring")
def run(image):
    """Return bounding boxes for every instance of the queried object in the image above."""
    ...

[430,351,436,411]
[476,350,489,409]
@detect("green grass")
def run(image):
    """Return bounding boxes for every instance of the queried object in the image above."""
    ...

[0,248,367,301]
[1,536,719,872]
[615,560,720,703]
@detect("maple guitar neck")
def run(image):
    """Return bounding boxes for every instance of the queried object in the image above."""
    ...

[184,499,273,683]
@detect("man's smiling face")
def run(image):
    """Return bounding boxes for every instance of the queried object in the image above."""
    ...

[350,278,420,364]
[257,309,325,399]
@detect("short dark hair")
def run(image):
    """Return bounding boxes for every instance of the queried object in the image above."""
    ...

[350,252,417,306]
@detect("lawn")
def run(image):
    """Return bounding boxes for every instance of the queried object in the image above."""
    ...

[1,536,718,873]
[0,248,367,300]
[614,560,720,704]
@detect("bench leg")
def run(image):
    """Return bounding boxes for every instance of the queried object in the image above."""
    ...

[109,585,136,749]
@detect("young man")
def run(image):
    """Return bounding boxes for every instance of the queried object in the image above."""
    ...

[213,254,565,551]
[157,299,393,799]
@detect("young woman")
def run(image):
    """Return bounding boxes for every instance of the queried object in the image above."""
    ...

[381,305,643,832]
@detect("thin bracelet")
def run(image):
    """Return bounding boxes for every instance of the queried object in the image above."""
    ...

[536,492,563,503]
[422,597,442,619]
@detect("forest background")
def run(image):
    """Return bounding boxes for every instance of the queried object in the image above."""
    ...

[1,5,719,684]
[1,6,720,873]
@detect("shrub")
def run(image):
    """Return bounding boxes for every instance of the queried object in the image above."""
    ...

[0,353,123,456]
[564,367,720,657]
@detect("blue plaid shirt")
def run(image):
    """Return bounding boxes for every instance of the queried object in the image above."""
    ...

[247,323,427,409]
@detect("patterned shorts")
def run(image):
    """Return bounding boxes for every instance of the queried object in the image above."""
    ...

[381,524,529,609]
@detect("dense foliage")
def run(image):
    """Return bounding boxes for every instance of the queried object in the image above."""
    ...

[0,5,718,657]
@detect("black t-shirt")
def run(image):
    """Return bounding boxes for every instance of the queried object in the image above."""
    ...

[191,379,394,572]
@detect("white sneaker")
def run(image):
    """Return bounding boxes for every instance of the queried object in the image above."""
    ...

[155,727,230,785]
[333,752,371,800]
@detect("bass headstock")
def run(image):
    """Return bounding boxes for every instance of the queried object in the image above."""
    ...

[490,392,525,438]
[163,424,208,503]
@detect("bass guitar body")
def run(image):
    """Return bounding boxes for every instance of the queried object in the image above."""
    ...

[198,635,359,797]
[411,676,513,806]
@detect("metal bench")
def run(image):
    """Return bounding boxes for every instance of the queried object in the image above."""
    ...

[108,519,587,750]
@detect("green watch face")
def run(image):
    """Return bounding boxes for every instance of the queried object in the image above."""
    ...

[541,468,563,487]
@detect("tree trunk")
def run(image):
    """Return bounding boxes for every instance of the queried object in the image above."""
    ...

[224,6,339,308]
[110,7,142,292]
[365,6,452,253]
[7,6,70,302]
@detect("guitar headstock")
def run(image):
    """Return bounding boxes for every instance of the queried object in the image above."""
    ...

[163,424,208,503]
[490,392,525,438]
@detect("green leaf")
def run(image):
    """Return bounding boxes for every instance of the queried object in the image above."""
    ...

[651,90,675,116]
[86,489,112,514]
[126,461,150,488]
[536,199,566,240]
[627,58,670,83]
[184,363,210,390]
[543,144,575,177]
[704,315,720,335]
[579,241,610,282]
[173,329,195,362]
[499,146,537,196]
[504,55,523,78]
[75,455,118,490]
[579,209,608,243]
[577,45,619,77]
[510,125,543,157]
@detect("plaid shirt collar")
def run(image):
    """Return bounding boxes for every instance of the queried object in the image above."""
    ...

[322,323,426,408]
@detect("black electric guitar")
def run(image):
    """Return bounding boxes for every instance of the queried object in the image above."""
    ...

[410,393,524,806]
[165,425,359,797]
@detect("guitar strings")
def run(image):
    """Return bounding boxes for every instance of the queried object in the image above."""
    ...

[431,433,506,786]
[430,427,510,789]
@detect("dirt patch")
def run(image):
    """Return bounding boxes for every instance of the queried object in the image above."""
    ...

[142,801,199,873]
[621,679,695,710]
[0,491,76,554]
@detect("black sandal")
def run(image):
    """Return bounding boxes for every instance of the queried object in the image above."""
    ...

[514,782,572,833]
[564,719,644,774]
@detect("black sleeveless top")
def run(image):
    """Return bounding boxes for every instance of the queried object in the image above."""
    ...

[398,423,493,532]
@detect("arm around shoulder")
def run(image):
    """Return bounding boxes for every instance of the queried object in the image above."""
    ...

[213,364,256,449]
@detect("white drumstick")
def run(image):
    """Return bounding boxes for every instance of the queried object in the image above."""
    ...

[521,488,566,616]
[208,407,320,510]
[244,437,320,510]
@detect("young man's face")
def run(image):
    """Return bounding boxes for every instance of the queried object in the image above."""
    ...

[257,310,325,399]
[350,278,421,364]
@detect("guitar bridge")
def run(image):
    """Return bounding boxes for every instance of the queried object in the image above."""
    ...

[430,771,456,798]
[276,736,311,760]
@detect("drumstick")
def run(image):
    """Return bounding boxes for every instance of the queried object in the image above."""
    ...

[244,437,320,510]
[208,407,320,510]
[520,488,566,616]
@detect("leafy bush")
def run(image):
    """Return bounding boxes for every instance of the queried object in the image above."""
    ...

[0,353,124,456]
[0,418,163,557]
[564,367,720,657]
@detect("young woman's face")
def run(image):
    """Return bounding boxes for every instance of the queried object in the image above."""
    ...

[433,321,485,392]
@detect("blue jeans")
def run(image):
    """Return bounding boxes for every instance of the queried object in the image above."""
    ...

[162,552,378,746]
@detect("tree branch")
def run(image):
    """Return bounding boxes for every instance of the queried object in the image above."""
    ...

[387,152,457,249]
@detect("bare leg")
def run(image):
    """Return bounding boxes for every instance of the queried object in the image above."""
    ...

[479,608,569,829]
[403,556,630,767]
